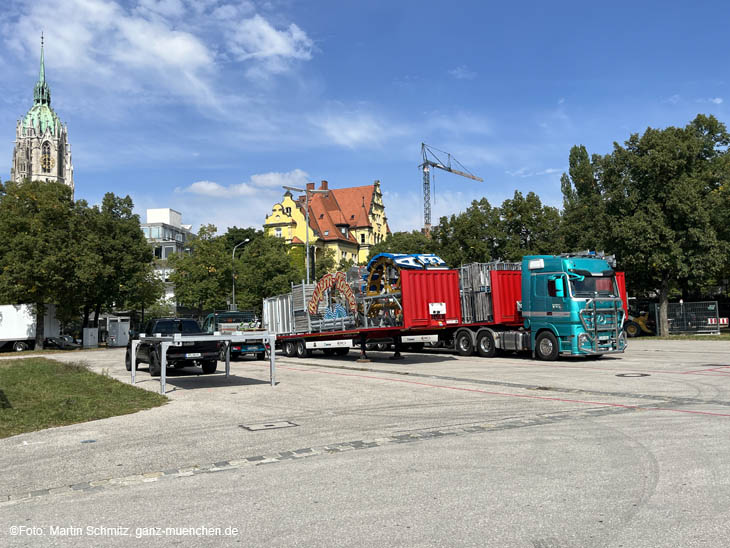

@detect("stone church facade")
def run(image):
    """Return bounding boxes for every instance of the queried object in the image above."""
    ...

[10,39,74,195]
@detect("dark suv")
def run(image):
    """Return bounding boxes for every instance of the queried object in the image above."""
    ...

[125,318,220,376]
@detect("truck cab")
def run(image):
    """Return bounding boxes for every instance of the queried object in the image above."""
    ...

[522,254,627,359]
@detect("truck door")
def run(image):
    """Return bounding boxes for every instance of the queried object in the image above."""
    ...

[531,273,568,321]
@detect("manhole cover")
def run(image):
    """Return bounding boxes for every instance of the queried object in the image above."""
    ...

[616,373,650,378]
[239,421,298,431]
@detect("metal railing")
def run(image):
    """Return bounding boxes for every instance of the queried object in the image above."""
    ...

[578,297,626,353]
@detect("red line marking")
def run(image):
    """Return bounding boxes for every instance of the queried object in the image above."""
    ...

[278,364,730,418]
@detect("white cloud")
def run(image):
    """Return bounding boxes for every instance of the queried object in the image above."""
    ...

[178,168,310,198]
[1,0,314,108]
[662,94,681,105]
[506,167,562,178]
[310,110,393,148]
[448,65,476,80]
[696,97,723,105]
[426,111,490,136]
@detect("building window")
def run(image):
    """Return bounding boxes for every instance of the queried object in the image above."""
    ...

[41,141,51,173]
[340,227,347,236]
[275,227,282,238]
[285,207,291,215]
[360,233,365,244]
[324,230,329,236]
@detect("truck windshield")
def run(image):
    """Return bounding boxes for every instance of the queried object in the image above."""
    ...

[154,320,201,334]
[570,275,617,298]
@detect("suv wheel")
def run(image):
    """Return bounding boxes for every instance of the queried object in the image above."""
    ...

[149,351,161,377]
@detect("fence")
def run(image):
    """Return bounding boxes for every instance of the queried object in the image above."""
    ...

[658,301,720,335]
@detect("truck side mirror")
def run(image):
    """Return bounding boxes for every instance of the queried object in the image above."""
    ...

[548,276,565,298]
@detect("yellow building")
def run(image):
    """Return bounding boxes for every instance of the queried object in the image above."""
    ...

[264,180,390,265]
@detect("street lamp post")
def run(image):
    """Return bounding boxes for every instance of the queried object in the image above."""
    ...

[231,238,250,311]
[283,185,328,284]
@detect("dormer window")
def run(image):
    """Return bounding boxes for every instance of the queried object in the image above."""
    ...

[340,227,347,236]
[324,230,329,236]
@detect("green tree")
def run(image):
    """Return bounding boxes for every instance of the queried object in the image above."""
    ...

[235,235,302,313]
[559,145,608,251]
[598,115,730,334]
[0,180,76,349]
[168,225,230,317]
[222,226,263,253]
[497,191,563,261]
[432,198,503,266]
[314,248,337,280]
[73,193,156,327]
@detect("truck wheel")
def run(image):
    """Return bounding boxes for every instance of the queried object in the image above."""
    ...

[201,360,217,374]
[13,341,28,352]
[455,331,474,356]
[296,340,311,358]
[149,351,161,377]
[476,331,497,358]
[256,352,266,360]
[409,342,425,352]
[535,331,559,361]
[283,340,296,357]
[624,321,641,338]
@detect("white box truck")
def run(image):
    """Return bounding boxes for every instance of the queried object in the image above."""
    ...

[0,304,60,351]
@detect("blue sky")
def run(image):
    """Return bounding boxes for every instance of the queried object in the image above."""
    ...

[0,0,727,232]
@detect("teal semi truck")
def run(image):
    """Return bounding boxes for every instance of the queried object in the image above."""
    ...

[265,252,627,361]
[453,252,627,360]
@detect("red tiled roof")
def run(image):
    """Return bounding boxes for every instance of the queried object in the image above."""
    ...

[292,181,382,243]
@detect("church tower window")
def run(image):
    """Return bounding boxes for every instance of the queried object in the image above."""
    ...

[41,141,51,173]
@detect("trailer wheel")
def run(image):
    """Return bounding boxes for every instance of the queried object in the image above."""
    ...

[455,331,474,356]
[323,348,335,356]
[283,340,296,357]
[201,360,217,374]
[476,331,497,358]
[149,350,162,377]
[296,340,311,358]
[256,352,266,360]
[335,347,349,356]
[13,341,28,352]
[535,331,559,361]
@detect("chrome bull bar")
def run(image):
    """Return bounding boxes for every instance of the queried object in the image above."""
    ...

[578,297,627,354]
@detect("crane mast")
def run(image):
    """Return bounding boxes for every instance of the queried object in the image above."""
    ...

[419,143,483,233]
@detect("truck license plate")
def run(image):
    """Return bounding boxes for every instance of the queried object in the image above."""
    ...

[185,352,201,358]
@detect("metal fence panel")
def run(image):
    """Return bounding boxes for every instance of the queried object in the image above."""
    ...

[659,301,720,334]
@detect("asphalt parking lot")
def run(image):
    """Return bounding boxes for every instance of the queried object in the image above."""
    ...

[1,339,730,547]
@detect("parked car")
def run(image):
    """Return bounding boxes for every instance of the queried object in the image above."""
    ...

[201,311,267,361]
[125,318,220,376]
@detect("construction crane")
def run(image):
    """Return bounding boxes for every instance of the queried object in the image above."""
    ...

[419,143,483,233]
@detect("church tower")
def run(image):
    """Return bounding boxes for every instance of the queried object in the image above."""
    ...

[10,36,74,195]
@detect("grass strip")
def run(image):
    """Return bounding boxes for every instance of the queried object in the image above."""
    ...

[0,358,166,438]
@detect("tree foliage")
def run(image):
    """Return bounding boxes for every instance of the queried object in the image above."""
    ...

[560,114,730,334]
[0,180,76,347]
[168,224,230,316]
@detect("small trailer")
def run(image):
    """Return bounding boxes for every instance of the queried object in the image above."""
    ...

[263,252,627,361]
[0,304,60,351]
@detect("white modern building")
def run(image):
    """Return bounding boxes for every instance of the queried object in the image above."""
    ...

[140,208,193,305]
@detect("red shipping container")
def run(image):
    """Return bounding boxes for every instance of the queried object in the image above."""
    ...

[615,271,628,314]
[490,270,523,325]
[400,270,462,329]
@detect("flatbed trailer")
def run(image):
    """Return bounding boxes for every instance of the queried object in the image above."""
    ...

[265,253,628,362]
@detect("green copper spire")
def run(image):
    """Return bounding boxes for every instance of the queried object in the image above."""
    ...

[24,34,59,134]
[33,34,51,106]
